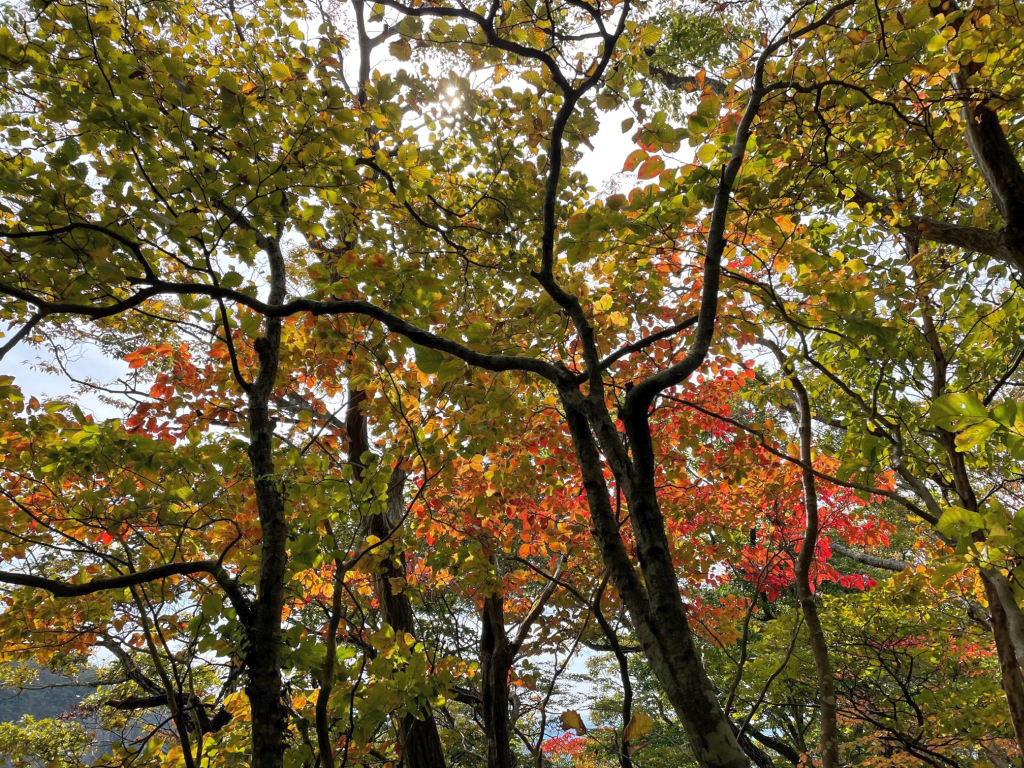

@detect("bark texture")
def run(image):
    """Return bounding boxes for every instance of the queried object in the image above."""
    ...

[245,230,291,768]
[560,396,750,768]
[480,588,515,768]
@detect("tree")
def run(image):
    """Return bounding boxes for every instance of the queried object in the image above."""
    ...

[0,0,784,763]
[710,0,1024,754]
[4,0,1024,766]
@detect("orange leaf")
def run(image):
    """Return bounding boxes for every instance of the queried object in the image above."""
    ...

[623,149,648,172]
[637,156,665,180]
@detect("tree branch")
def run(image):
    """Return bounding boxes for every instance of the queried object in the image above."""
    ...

[509,557,563,655]
[0,280,570,384]
[647,62,727,95]
[905,216,1024,271]
[829,543,909,573]
[624,0,861,413]
[0,560,252,621]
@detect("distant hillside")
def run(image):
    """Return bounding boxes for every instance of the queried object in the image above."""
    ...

[0,666,98,767]
[1,666,161,766]
[0,667,93,723]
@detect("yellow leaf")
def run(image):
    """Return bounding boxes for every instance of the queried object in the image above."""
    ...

[623,711,653,742]
[637,25,663,47]
[560,710,587,735]
[390,38,412,61]
[408,165,432,183]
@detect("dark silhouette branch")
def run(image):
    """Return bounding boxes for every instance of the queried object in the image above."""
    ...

[0,561,252,621]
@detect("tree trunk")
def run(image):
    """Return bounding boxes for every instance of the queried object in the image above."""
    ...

[592,580,633,768]
[936,421,1024,761]
[560,396,750,768]
[398,717,448,768]
[790,380,840,768]
[245,220,291,768]
[480,589,514,768]
[630,501,748,768]
[950,50,1024,763]
[246,335,291,768]
[792,532,840,768]
[370,473,447,768]
[981,570,1024,766]
[905,234,1024,762]
[984,569,1024,666]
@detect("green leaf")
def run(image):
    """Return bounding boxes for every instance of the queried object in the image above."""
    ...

[937,506,985,538]
[436,359,464,383]
[930,393,988,431]
[1005,432,1024,460]
[416,347,444,374]
[991,401,1018,428]
[695,143,717,165]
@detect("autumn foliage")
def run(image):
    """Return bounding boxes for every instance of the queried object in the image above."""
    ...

[1,0,1024,766]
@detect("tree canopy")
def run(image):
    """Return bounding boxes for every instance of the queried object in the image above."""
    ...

[1,0,1023,766]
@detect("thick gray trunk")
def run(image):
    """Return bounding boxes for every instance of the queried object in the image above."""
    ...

[981,571,1024,766]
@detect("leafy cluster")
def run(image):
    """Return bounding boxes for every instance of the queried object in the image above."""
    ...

[1,0,1024,767]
